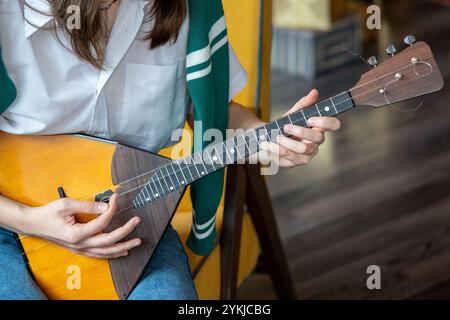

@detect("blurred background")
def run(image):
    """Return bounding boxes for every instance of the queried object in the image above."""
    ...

[239,0,450,299]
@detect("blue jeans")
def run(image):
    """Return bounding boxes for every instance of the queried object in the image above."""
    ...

[0,225,197,300]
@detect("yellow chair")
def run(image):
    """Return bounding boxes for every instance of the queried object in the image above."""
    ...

[160,0,295,299]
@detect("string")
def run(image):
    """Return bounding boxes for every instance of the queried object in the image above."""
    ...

[17,61,422,241]
[49,59,423,204]
[390,61,432,113]
[18,61,425,245]
[339,47,372,69]
[17,59,430,251]
[99,60,424,197]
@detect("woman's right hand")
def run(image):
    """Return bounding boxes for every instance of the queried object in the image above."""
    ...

[21,193,142,259]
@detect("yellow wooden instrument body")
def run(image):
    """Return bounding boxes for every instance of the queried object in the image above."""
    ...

[0,132,122,299]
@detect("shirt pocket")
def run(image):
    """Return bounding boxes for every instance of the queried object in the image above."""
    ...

[119,62,187,150]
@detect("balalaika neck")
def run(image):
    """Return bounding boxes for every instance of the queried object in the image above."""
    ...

[132,91,355,208]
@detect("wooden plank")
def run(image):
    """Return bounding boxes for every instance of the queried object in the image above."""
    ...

[294,198,450,299]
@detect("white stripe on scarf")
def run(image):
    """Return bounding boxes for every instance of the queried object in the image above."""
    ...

[186,15,226,68]
[186,16,230,82]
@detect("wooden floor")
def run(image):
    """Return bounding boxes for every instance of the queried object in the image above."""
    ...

[239,1,450,299]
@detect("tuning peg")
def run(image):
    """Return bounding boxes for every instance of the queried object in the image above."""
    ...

[404,35,416,46]
[386,45,397,57]
[367,56,378,67]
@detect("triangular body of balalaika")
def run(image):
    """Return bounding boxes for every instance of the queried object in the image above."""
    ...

[0,133,185,299]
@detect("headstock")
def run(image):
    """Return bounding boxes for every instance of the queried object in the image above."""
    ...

[350,38,444,108]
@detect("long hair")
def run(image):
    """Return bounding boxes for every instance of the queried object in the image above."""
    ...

[31,0,187,69]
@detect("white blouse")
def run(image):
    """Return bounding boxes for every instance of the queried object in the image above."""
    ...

[0,0,248,152]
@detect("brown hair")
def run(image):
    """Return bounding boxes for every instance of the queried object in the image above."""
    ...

[37,0,186,69]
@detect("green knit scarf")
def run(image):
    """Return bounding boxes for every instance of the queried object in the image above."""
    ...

[185,0,229,255]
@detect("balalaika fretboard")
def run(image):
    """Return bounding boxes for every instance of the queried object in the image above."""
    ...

[132,91,355,209]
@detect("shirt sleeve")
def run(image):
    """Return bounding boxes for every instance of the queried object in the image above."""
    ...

[228,45,248,102]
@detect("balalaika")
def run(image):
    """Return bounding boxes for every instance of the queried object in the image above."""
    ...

[0,39,444,299]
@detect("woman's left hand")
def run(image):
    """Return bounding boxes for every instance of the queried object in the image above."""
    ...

[260,89,341,168]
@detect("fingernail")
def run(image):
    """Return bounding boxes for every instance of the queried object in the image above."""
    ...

[134,239,141,246]
[134,217,140,225]
[308,118,318,126]
[98,202,108,211]
[284,125,292,133]
[276,135,282,143]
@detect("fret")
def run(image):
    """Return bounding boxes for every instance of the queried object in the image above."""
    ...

[175,161,188,186]
[235,135,248,159]
[264,121,281,141]
[255,127,269,144]
[275,116,293,135]
[137,188,147,204]
[183,158,198,180]
[316,99,338,117]
[136,192,145,206]
[315,104,322,117]
[163,165,176,191]
[133,198,142,208]
[139,190,147,203]
[245,132,260,154]
[177,160,193,185]
[212,145,223,167]
[133,182,151,208]
[287,115,293,124]
[302,105,318,119]
[169,163,182,188]
[221,141,233,164]
[302,110,310,127]
[242,135,250,158]
[156,171,167,195]
[151,174,165,197]
[289,111,308,128]
[193,151,209,176]
[225,138,239,162]
[231,136,241,159]
[187,156,201,179]
[333,91,355,113]
[157,169,170,193]
[214,141,230,165]
[251,130,261,149]
[146,179,158,198]
[274,120,281,132]
[142,185,152,201]
[201,149,216,173]
[204,148,217,171]
[330,96,339,114]
[190,152,201,176]
[147,181,159,199]
[243,134,251,155]
[263,126,271,139]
